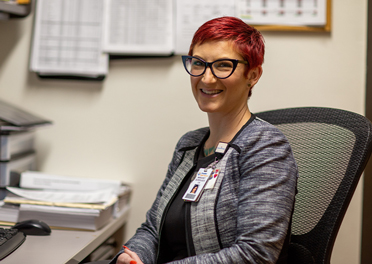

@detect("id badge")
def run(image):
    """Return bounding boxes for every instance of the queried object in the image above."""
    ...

[183,168,213,202]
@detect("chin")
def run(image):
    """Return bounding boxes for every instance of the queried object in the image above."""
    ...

[198,105,218,113]
[196,100,222,113]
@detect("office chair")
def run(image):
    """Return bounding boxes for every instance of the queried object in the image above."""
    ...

[255,107,372,264]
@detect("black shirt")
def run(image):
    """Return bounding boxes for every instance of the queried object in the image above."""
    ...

[159,147,216,262]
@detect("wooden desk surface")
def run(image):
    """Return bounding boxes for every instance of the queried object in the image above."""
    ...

[1,208,129,264]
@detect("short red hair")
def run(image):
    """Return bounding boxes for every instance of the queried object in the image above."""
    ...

[188,16,265,76]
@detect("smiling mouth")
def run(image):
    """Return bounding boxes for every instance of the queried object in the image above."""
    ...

[201,89,222,95]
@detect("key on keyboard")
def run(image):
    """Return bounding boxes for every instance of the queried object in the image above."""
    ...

[0,228,26,260]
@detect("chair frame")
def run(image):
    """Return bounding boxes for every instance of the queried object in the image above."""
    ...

[256,107,372,264]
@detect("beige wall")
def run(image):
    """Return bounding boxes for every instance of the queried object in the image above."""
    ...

[0,0,367,263]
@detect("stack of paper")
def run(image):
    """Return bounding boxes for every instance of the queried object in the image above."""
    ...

[0,201,19,223]
[1,171,131,231]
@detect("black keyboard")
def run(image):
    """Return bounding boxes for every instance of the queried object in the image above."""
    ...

[0,228,26,260]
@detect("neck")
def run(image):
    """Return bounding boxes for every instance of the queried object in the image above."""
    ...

[204,105,251,151]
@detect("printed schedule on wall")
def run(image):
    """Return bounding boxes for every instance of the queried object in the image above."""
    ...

[102,0,174,55]
[236,0,327,26]
[30,0,108,78]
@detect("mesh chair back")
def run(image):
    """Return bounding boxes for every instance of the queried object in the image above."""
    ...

[255,107,372,264]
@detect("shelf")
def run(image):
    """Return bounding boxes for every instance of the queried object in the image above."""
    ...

[0,1,31,18]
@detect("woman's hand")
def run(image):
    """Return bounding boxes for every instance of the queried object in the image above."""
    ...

[116,246,144,264]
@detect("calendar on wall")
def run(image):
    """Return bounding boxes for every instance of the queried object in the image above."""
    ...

[236,0,330,30]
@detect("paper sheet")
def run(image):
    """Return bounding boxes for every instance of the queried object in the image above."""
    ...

[174,0,236,55]
[6,187,116,204]
[102,0,174,55]
[236,0,327,26]
[20,171,121,195]
[20,204,101,215]
[30,0,108,76]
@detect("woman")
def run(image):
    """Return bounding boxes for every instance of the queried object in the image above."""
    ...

[111,16,298,264]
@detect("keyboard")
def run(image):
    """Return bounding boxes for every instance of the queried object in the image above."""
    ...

[0,228,26,260]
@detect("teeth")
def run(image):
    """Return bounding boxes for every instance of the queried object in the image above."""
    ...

[202,89,222,95]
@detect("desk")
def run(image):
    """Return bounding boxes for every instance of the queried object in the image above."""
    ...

[2,208,130,264]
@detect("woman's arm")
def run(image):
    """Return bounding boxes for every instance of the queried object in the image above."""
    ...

[109,137,188,264]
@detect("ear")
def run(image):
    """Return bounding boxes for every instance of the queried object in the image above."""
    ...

[247,66,263,88]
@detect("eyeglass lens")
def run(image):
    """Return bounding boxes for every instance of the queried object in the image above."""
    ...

[184,57,235,79]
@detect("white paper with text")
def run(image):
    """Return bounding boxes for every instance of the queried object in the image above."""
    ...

[30,0,108,76]
[20,171,121,195]
[236,0,327,26]
[175,0,236,55]
[6,187,116,204]
[102,0,174,55]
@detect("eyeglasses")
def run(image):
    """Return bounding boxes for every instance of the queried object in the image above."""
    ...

[182,55,248,79]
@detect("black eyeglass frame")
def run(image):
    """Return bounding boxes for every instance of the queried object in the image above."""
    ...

[181,55,249,79]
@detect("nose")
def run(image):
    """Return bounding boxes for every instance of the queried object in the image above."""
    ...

[202,66,217,83]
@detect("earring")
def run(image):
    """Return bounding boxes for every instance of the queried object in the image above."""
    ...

[248,83,252,87]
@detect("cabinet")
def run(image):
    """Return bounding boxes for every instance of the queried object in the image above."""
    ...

[0,1,31,20]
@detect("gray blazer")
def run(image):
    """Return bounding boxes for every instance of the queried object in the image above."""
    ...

[110,116,298,264]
